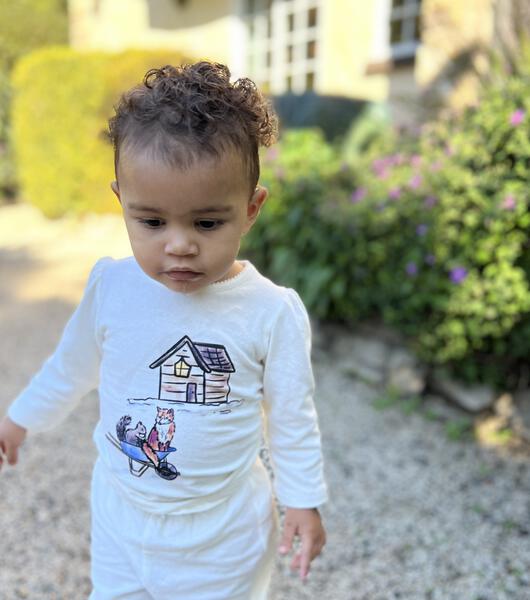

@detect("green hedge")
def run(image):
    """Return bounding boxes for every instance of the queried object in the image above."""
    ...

[243,77,530,389]
[0,0,68,200]
[11,46,190,217]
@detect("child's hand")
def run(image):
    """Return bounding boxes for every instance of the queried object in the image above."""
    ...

[278,507,326,582]
[0,416,27,471]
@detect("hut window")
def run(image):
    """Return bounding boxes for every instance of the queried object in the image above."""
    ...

[174,359,191,377]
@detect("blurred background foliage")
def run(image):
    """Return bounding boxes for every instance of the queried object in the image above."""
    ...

[0,0,68,200]
[11,46,189,216]
[244,52,530,390]
[3,2,530,390]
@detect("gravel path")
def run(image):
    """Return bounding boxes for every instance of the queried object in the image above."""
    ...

[1,204,529,600]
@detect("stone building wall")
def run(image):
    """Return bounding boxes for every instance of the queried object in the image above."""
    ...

[415,0,494,115]
[67,0,501,124]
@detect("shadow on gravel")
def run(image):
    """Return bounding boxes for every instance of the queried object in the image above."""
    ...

[0,247,79,410]
[0,248,97,598]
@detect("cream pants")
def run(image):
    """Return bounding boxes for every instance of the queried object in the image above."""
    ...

[89,459,278,600]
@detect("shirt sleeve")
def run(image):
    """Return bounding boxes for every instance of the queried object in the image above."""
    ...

[262,289,328,508]
[7,257,110,433]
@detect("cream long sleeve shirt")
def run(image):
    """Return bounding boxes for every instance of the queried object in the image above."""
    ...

[8,257,328,514]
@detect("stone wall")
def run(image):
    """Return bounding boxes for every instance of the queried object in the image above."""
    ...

[314,319,530,450]
[415,0,494,115]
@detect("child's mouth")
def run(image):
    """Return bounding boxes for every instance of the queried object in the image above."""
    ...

[165,270,202,281]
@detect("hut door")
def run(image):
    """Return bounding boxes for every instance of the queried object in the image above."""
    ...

[186,382,197,403]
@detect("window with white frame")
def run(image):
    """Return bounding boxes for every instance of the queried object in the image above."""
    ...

[245,0,320,94]
[389,0,422,60]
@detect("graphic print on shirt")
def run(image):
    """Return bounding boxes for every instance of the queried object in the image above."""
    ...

[149,335,236,405]
[105,335,237,482]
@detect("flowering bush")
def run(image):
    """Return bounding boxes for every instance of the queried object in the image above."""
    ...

[243,76,530,389]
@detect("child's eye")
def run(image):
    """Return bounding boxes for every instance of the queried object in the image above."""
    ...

[139,218,164,228]
[197,219,224,231]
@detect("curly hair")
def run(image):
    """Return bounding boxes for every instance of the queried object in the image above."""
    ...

[107,61,278,192]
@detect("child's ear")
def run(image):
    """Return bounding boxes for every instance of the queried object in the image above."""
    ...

[243,186,268,235]
[111,180,122,205]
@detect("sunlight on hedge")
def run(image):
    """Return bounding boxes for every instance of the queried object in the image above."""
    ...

[11,46,191,217]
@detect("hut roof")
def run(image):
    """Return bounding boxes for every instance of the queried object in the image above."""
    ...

[149,335,235,373]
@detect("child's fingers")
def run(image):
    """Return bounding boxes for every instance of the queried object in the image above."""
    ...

[291,535,313,581]
[278,520,297,555]
[6,443,18,466]
[299,539,312,581]
[289,551,300,572]
[290,532,326,580]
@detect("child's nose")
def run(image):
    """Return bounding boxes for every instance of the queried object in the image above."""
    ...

[164,229,199,256]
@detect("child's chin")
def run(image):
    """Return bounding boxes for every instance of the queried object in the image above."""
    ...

[162,276,208,294]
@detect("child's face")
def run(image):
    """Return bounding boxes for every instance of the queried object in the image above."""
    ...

[111,148,267,294]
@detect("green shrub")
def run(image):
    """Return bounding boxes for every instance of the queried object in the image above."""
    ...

[243,77,530,389]
[0,0,68,200]
[0,0,68,71]
[412,77,530,386]
[0,69,16,199]
[11,46,190,217]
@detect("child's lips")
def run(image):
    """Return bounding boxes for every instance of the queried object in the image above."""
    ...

[164,269,203,281]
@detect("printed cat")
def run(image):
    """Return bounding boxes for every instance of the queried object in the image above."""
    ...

[138,407,176,469]
[147,406,176,452]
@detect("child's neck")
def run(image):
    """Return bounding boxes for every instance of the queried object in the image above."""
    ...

[217,260,244,283]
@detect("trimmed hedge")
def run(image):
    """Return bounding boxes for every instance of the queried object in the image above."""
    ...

[11,46,190,217]
[0,0,68,199]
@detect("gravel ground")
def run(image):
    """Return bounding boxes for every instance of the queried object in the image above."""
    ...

[1,204,529,600]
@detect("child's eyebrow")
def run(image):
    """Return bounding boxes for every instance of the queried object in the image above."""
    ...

[191,206,234,214]
[127,203,234,214]
[127,203,162,213]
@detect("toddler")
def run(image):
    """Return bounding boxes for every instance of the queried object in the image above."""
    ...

[0,61,328,600]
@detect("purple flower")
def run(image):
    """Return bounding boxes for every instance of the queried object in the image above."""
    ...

[416,223,429,236]
[372,157,394,179]
[410,154,422,168]
[424,195,438,208]
[389,187,402,200]
[510,109,525,126]
[430,160,443,172]
[450,267,468,284]
[501,194,516,210]
[409,174,422,190]
[425,254,436,265]
[406,262,418,276]
[372,158,387,172]
[351,187,367,203]
[445,145,454,157]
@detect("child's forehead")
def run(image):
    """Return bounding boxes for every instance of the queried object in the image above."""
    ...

[117,145,249,188]
[117,147,251,209]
